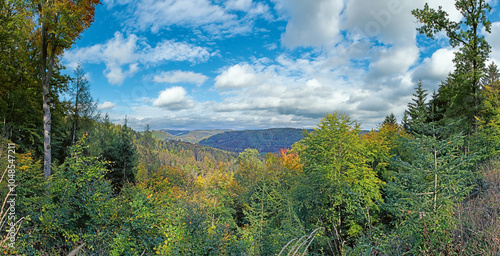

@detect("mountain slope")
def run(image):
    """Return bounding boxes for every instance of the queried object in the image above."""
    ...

[198,128,309,153]
[153,129,228,143]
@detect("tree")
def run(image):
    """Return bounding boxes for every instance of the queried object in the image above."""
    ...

[382,113,397,126]
[294,112,383,253]
[405,81,429,133]
[412,0,492,131]
[481,62,499,88]
[137,124,160,179]
[0,1,42,153]
[475,62,500,155]
[386,123,476,254]
[69,64,97,144]
[32,0,101,179]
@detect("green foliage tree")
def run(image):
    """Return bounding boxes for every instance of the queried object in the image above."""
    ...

[481,62,499,88]
[16,136,114,254]
[386,123,477,254]
[382,113,397,126]
[86,116,136,193]
[68,64,97,144]
[0,1,42,154]
[294,112,383,253]
[136,124,160,179]
[475,63,500,156]
[236,151,305,255]
[412,0,492,132]
[404,81,429,133]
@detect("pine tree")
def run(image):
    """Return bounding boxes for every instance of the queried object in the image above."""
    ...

[405,81,429,133]
[69,64,97,144]
[383,113,397,126]
[481,62,499,88]
[386,122,476,254]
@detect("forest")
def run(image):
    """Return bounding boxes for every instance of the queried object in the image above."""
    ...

[1,0,500,255]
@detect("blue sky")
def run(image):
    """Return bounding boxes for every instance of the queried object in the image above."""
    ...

[63,0,500,131]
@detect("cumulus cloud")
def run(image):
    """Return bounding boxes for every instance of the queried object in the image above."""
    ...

[368,45,420,79]
[153,71,208,86]
[153,86,195,110]
[214,64,261,89]
[63,32,211,85]
[486,22,500,64]
[98,101,116,110]
[274,0,344,48]
[412,48,455,83]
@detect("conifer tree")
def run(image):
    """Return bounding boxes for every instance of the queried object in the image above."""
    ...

[386,122,476,253]
[481,62,499,88]
[382,113,397,126]
[405,81,429,133]
[69,64,97,144]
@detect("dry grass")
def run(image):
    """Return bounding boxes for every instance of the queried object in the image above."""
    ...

[453,159,500,255]
[278,227,325,256]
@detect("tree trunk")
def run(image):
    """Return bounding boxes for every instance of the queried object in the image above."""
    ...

[42,80,51,179]
[433,148,438,212]
[40,11,57,180]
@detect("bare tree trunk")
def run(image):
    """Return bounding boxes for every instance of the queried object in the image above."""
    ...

[40,9,57,180]
[42,79,51,179]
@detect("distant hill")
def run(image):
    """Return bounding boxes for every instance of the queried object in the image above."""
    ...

[198,128,310,153]
[157,139,237,164]
[152,129,228,144]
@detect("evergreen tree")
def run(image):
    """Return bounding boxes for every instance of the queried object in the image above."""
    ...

[69,64,97,144]
[386,122,476,254]
[382,113,397,126]
[481,62,499,88]
[137,124,160,179]
[405,81,429,133]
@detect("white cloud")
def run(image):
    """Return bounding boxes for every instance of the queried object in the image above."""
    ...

[214,64,261,89]
[368,45,420,79]
[153,86,195,110]
[274,0,344,48]
[64,32,211,85]
[98,101,116,110]
[143,40,211,63]
[153,70,208,86]
[132,0,232,32]
[105,0,271,36]
[225,0,252,11]
[412,48,455,83]
[103,63,140,85]
[486,22,500,64]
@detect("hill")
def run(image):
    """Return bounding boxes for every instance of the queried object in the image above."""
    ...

[198,128,310,153]
[152,129,228,143]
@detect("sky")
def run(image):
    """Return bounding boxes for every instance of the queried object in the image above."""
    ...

[62,0,500,131]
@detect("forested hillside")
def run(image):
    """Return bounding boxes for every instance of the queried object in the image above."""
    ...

[1,0,500,255]
[198,128,311,153]
[153,129,228,144]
